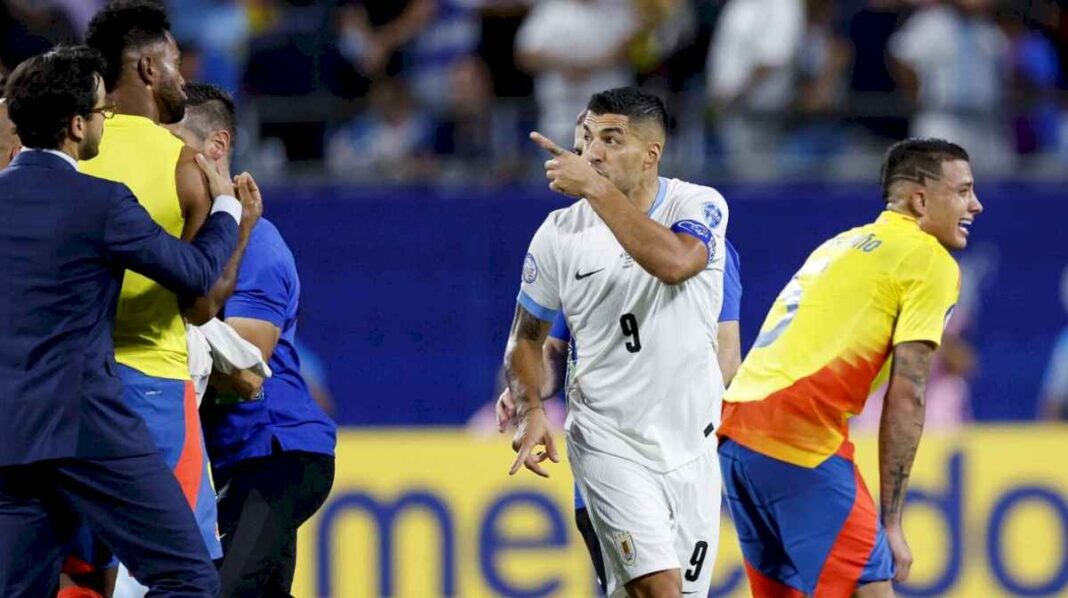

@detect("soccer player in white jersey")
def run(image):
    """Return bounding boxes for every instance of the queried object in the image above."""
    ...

[503,87,729,598]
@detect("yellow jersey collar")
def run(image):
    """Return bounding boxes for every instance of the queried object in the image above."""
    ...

[877,210,919,227]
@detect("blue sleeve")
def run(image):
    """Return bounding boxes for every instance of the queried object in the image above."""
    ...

[549,312,570,343]
[224,231,290,328]
[719,240,742,323]
[104,185,236,297]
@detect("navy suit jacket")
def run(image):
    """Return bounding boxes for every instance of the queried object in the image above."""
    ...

[0,150,238,466]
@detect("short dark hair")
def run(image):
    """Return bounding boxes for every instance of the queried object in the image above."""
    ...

[4,46,105,150]
[182,82,236,144]
[880,138,970,201]
[86,0,171,91]
[586,87,669,139]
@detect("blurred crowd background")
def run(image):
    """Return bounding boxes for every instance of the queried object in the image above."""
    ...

[7,0,1068,183]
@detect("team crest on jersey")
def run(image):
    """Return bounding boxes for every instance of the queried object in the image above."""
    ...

[522,253,538,283]
[702,202,722,228]
[614,531,637,565]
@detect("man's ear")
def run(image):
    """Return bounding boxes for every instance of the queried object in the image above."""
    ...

[68,114,87,144]
[645,141,662,169]
[909,187,928,216]
[206,129,232,161]
[136,53,156,86]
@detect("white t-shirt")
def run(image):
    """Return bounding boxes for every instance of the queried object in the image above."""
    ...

[515,0,637,145]
[707,0,803,111]
[518,177,728,472]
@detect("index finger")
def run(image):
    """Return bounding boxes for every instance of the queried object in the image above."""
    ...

[509,442,532,476]
[529,131,565,157]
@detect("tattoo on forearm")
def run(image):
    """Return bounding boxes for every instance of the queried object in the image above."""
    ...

[880,341,934,523]
[885,465,910,519]
[511,305,544,341]
[891,342,933,406]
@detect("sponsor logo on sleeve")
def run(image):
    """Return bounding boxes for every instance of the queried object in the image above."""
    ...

[702,202,722,229]
[522,253,538,284]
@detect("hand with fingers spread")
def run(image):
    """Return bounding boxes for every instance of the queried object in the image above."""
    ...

[530,131,606,199]
[509,403,559,478]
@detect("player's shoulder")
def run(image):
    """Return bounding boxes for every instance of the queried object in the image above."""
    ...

[664,177,727,206]
[542,200,594,231]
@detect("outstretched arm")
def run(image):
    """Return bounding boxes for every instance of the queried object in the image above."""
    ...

[879,339,935,583]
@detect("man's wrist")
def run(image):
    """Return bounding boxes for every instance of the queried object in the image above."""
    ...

[210,194,242,226]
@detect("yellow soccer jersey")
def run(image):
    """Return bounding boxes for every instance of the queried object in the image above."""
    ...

[719,211,960,467]
[80,114,189,380]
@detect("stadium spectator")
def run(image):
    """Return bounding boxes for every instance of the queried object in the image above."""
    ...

[326,77,436,181]
[336,0,436,80]
[845,0,911,144]
[889,0,1012,173]
[998,6,1062,155]
[706,0,804,178]
[515,0,638,145]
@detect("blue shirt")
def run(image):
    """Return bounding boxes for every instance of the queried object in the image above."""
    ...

[567,240,742,508]
[202,219,337,471]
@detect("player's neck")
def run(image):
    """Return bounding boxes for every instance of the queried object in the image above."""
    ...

[108,87,161,124]
[627,174,660,213]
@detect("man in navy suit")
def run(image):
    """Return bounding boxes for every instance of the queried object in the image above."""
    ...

[0,47,260,597]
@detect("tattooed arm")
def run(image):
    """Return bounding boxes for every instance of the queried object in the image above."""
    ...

[503,304,559,477]
[878,339,935,582]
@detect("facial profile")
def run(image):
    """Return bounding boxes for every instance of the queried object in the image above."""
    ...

[154,33,187,125]
[914,159,983,250]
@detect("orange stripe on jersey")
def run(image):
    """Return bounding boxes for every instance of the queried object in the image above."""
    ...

[813,465,880,597]
[719,351,886,468]
[173,381,204,507]
[722,211,960,467]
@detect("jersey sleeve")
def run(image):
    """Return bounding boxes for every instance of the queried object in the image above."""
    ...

[892,244,960,347]
[669,186,729,266]
[517,216,562,322]
[719,239,742,322]
[548,312,571,342]
[225,234,290,328]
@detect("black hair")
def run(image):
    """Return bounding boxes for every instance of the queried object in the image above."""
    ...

[85,0,171,91]
[4,46,105,150]
[586,87,669,138]
[182,82,236,143]
[880,138,970,201]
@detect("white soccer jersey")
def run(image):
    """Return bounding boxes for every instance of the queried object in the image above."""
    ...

[518,177,729,472]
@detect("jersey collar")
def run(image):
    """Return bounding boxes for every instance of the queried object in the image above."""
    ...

[877,210,919,227]
[647,177,668,216]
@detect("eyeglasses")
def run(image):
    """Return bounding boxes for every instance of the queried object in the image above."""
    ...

[88,104,117,120]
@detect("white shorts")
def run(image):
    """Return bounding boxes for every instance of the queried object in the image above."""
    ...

[569,441,721,597]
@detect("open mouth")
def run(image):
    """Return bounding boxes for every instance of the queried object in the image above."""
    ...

[958,219,972,236]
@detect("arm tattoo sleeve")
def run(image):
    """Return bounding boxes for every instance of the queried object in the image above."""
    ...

[879,341,935,524]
